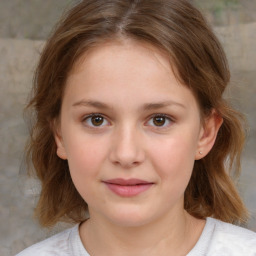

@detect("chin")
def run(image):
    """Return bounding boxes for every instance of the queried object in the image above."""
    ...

[104,206,155,228]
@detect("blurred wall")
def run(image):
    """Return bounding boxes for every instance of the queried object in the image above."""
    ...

[0,0,255,255]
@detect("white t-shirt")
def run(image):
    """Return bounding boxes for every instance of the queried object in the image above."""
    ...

[16,217,256,256]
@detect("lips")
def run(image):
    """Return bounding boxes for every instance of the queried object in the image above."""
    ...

[103,178,154,197]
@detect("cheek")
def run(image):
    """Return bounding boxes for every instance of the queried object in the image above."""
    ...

[149,134,197,183]
[64,135,108,180]
[64,136,109,204]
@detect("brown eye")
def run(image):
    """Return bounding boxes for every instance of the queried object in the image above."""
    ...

[153,116,166,126]
[83,114,109,127]
[146,114,172,128]
[91,116,104,126]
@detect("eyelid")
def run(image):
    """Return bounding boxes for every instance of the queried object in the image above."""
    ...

[149,113,174,120]
[81,112,175,129]
[145,113,174,128]
[82,113,111,128]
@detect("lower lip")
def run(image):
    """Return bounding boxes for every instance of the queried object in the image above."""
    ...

[104,183,153,197]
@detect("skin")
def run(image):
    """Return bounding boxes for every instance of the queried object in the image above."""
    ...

[54,39,222,256]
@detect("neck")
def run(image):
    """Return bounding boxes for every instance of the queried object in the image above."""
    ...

[79,209,205,256]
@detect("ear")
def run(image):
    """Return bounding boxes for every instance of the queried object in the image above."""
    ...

[195,110,223,160]
[52,120,67,160]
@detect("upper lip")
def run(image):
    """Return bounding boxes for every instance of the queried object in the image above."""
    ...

[103,178,154,186]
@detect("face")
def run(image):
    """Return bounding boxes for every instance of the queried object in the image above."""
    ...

[55,39,211,227]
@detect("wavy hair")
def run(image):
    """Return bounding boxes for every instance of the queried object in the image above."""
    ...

[25,0,248,227]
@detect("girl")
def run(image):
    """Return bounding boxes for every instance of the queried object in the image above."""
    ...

[18,0,256,255]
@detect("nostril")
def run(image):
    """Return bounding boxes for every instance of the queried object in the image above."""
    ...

[113,160,140,169]
[108,132,146,167]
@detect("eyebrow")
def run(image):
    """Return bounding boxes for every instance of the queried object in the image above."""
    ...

[142,101,186,110]
[72,100,186,110]
[72,100,111,109]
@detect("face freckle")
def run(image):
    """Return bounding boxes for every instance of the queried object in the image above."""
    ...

[54,39,204,227]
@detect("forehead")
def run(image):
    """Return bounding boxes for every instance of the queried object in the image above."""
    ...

[67,38,181,90]
[73,38,173,73]
[63,38,199,113]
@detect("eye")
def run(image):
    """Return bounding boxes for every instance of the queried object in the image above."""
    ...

[147,114,173,128]
[83,114,109,127]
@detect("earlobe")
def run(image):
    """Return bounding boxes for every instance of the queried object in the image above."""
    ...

[52,121,67,160]
[56,143,67,160]
[195,110,223,160]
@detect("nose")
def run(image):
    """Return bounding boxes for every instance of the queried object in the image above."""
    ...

[109,125,145,169]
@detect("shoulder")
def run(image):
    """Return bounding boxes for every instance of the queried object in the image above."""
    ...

[16,225,78,256]
[207,217,256,255]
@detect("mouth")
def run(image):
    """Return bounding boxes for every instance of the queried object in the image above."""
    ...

[103,178,154,197]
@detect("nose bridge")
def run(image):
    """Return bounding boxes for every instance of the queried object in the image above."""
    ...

[109,122,145,168]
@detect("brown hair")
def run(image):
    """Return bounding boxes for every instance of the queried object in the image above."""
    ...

[26,0,248,227]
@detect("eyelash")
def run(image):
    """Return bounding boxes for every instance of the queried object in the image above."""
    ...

[146,114,174,129]
[82,113,174,129]
[82,113,110,128]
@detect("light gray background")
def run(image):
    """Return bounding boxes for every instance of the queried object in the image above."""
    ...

[0,0,256,255]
